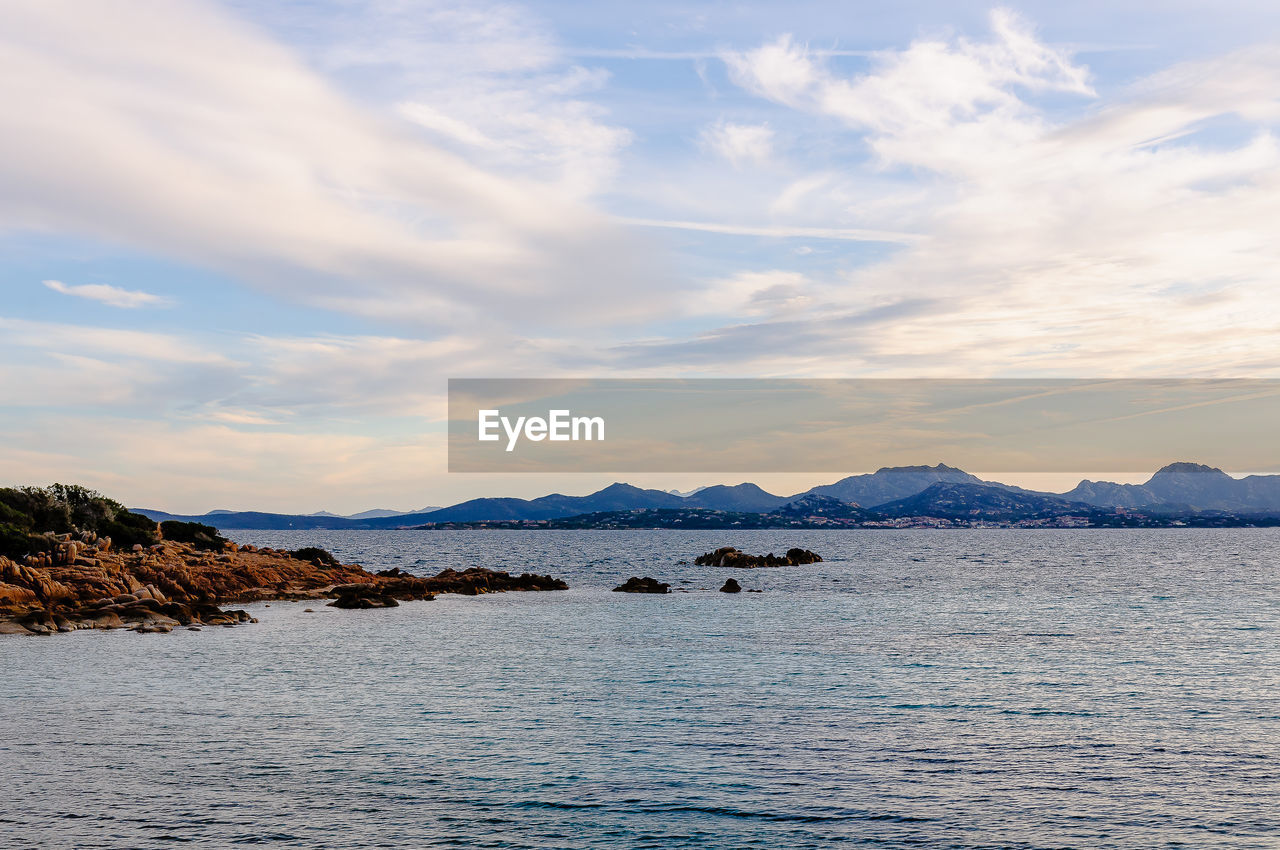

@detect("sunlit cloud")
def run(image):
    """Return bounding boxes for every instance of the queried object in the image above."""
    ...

[42,279,170,309]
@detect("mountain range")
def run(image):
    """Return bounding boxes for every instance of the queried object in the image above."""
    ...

[132,462,1280,529]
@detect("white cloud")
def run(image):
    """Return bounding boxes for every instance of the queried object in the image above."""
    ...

[694,11,1280,377]
[0,317,231,366]
[700,120,776,167]
[724,9,1094,174]
[42,279,169,308]
[0,0,660,329]
[685,270,814,317]
[722,34,820,107]
[245,0,632,198]
[618,217,917,243]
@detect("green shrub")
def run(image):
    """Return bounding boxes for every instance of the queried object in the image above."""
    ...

[0,522,36,560]
[102,510,161,548]
[0,486,71,535]
[159,520,227,550]
[0,483,161,554]
[291,546,340,567]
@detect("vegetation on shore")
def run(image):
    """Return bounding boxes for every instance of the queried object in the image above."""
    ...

[0,484,159,559]
[1,482,568,636]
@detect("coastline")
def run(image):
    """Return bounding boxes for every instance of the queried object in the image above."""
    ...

[0,535,566,637]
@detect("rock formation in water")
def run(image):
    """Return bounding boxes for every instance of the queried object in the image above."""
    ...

[613,576,671,593]
[694,547,823,568]
[331,568,567,607]
[719,578,742,593]
[2,526,568,636]
[0,531,373,635]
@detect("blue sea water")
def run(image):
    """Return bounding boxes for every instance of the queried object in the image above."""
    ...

[2,529,1278,849]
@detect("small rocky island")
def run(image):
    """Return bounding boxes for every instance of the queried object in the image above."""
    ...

[0,484,566,636]
[694,546,823,568]
[613,576,670,594]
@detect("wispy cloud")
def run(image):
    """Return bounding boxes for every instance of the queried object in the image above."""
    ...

[618,217,919,243]
[0,0,662,329]
[42,279,169,309]
[700,120,776,167]
[668,10,1280,377]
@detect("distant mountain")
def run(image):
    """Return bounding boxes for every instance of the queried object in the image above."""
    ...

[1060,479,1153,508]
[875,483,1096,521]
[347,507,441,519]
[805,464,987,507]
[683,483,790,512]
[134,509,377,529]
[408,482,685,523]
[773,494,871,520]
[136,461,1280,530]
[1065,462,1280,513]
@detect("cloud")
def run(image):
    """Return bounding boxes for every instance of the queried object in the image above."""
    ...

[618,217,917,243]
[243,0,633,198]
[695,10,1280,377]
[0,317,231,366]
[0,0,662,329]
[42,279,169,308]
[723,9,1094,174]
[684,270,814,317]
[0,412,448,514]
[700,120,775,167]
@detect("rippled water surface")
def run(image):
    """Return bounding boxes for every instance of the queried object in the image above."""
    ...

[3,529,1279,848]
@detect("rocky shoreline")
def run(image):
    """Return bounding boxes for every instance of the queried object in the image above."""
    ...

[0,531,567,636]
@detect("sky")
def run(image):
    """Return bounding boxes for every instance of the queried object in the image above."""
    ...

[2,0,1279,513]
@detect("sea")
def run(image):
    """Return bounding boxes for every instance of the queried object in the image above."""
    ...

[2,529,1278,849]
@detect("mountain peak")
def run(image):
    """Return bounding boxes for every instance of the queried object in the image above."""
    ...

[1150,462,1229,478]
[873,463,965,475]
[594,482,643,495]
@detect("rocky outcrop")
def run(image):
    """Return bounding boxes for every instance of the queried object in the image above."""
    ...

[1,586,256,635]
[693,546,823,568]
[719,578,742,593]
[2,538,570,635]
[329,584,404,609]
[0,537,368,635]
[613,576,670,594]
[333,568,568,604]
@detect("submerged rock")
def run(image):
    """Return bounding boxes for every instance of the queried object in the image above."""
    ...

[694,546,823,568]
[613,576,670,594]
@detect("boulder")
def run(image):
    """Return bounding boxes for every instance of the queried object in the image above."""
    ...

[612,576,670,594]
[719,578,742,593]
[328,584,401,609]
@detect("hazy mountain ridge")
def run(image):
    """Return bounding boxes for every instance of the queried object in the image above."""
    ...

[803,464,987,505]
[133,462,1280,528]
[1065,463,1280,512]
[873,483,1098,521]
